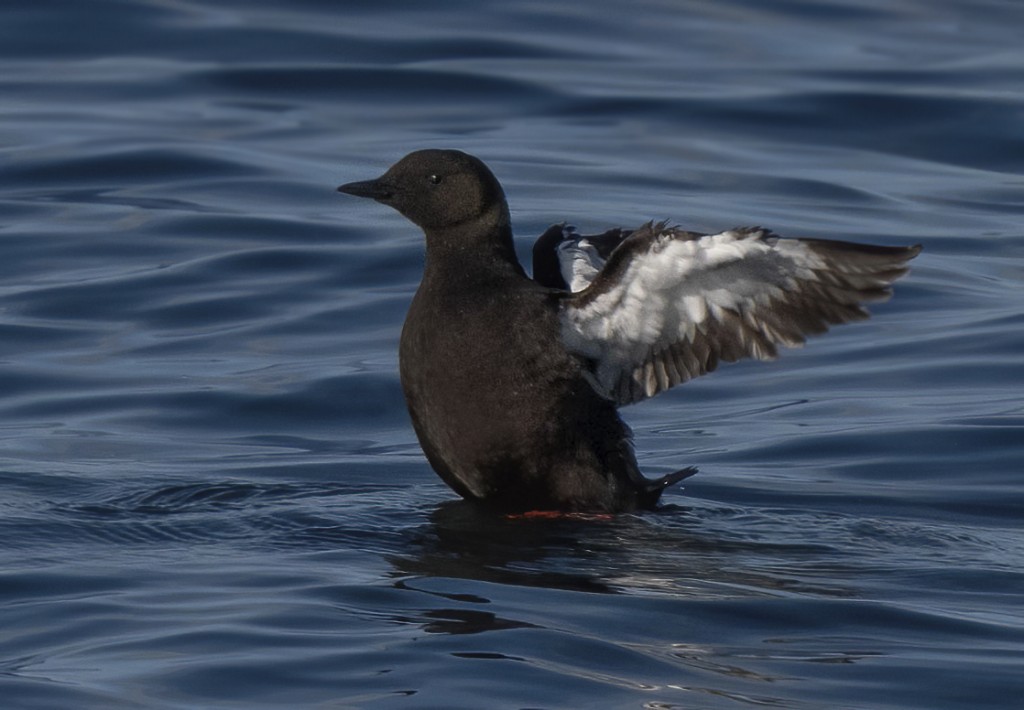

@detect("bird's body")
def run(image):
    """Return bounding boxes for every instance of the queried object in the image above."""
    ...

[338,149,920,513]
[401,273,634,511]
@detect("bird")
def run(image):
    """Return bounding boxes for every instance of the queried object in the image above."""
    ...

[337,149,921,513]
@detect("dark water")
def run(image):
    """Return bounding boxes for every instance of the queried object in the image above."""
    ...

[2,1,1023,708]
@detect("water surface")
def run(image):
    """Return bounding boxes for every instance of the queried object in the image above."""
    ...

[2,1,1023,708]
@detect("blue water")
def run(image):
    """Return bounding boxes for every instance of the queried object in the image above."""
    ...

[2,1,1023,707]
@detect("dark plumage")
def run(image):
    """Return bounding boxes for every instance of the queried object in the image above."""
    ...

[337,149,920,513]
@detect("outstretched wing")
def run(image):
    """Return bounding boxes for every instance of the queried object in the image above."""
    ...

[560,221,921,405]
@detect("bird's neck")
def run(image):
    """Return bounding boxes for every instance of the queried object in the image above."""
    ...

[421,204,527,284]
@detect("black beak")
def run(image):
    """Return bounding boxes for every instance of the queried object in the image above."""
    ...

[337,178,394,201]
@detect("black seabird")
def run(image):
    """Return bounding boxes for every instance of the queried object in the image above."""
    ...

[338,149,921,513]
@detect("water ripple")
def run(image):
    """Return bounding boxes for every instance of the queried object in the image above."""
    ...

[2,1,1023,708]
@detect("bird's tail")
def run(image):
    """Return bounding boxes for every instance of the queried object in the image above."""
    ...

[641,466,698,507]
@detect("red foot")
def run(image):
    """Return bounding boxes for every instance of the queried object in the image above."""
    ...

[505,510,615,521]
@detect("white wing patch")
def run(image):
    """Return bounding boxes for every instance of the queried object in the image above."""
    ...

[563,231,773,383]
[559,225,919,405]
[556,237,604,292]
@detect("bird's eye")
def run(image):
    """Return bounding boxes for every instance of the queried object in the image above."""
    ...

[427,174,442,185]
